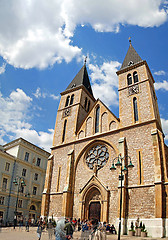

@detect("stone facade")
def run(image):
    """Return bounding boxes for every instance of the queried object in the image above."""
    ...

[41,43,168,237]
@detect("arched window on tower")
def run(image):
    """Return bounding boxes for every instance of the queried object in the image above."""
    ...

[62,119,67,142]
[70,94,74,105]
[133,71,139,83]
[133,97,138,122]
[95,106,100,133]
[87,100,90,112]
[84,97,88,110]
[127,73,132,85]
[65,96,70,107]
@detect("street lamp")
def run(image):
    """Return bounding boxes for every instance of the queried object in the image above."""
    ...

[110,154,134,240]
[13,176,26,219]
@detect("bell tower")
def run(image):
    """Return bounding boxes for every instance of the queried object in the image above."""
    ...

[117,39,162,131]
[52,63,95,147]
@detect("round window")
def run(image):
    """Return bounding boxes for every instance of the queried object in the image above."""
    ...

[86,145,109,170]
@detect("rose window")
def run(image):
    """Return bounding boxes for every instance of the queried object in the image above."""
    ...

[86,145,109,170]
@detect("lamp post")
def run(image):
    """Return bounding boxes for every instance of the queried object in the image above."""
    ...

[13,176,26,219]
[110,154,134,240]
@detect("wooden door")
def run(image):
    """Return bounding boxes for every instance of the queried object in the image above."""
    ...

[89,201,101,221]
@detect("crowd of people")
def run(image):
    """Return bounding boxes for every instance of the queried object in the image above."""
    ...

[10,216,117,240]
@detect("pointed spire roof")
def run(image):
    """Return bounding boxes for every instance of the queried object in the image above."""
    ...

[120,39,142,70]
[65,64,93,96]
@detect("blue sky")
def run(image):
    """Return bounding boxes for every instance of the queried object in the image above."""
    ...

[0,0,168,152]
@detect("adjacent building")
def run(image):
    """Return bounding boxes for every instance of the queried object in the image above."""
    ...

[0,138,50,225]
[41,41,168,238]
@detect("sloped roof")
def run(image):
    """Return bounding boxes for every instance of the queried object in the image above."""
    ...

[120,41,142,70]
[65,64,93,96]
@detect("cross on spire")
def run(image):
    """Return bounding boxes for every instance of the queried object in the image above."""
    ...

[84,56,87,65]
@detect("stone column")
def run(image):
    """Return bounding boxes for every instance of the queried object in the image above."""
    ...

[41,155,54,217]
[62,150,74,217]
[118,137,127,235]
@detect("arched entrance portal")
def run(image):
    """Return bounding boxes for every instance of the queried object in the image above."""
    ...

[79,176,109,222]
[84,187,101,220]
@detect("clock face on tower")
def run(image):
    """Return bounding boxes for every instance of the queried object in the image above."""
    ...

[85,145,109,170]
[63,108,71,118]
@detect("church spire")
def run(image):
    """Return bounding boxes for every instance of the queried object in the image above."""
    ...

[65,63,93,97]
[120,39,142,70]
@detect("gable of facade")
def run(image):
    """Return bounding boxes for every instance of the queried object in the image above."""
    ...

[77,99,120,139]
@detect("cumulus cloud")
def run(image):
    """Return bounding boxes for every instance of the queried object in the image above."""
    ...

[89,61,121,106]
[161,118,168,141]
[0,88,53,151]
[0,0,167,69]
[33,87,60,100]
[0,63,6,74]
[154,80,168,91]
[154,70,166,76]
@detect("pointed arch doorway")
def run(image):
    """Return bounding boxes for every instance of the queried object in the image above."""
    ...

[79,176,109,222]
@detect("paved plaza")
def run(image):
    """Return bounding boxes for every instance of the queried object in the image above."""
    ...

[0,227,167,240]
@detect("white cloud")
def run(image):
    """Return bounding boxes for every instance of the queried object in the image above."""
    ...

[154,80,168,91]
[89,60,121,106]
[161,118,168,141]
[0,63,6,74]
[0,0,167,69]
[33,87,60,100]
[0,88,53,152]
[154,70,166,76]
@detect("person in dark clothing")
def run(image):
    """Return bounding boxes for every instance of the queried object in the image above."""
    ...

[13,216,17,229]
[64,219,74,239]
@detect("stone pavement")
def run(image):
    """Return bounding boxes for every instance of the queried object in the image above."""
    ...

[0,227,167,240]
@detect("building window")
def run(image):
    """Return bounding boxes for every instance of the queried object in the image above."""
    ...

[2,178,7,191]
[22,168,27,177]
[5,162,10,171]
[36,158,41,167]
[0,211,3,219]
[18,199,22,208]
[70,94,74,105]
[34,173,38,181]
[56,167,61,192]
[20,185,24,193]
[0,196,5,205]
[95,106,100,133]
[62,119,67,143]
[33,186,37,195]
[65,96,70,107]
[138,151,142,185]
[84,97,88,109]
[30,205,36,210]
[133,71,139,83]
[127,73,132,85]
[87,100,90,112]
[24,152,29,161]
[133,97,139,122]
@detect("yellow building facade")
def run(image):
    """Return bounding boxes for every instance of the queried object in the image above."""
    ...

[41,42,168,237]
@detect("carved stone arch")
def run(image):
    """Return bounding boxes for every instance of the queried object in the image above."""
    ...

[78,130,84,139]
[74,138,119,173]
[79,176,109,222]
[101,112,108,132]
[109,120,117,130]
[86,117,92,137]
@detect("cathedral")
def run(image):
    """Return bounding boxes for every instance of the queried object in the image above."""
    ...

[41,41,168,237]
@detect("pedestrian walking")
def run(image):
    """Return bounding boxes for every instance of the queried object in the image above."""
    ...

[64,218,74,239]
[25,217,29,232]
[47,218,54,240]
[13,216,17,229]
[37,221,43,240]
